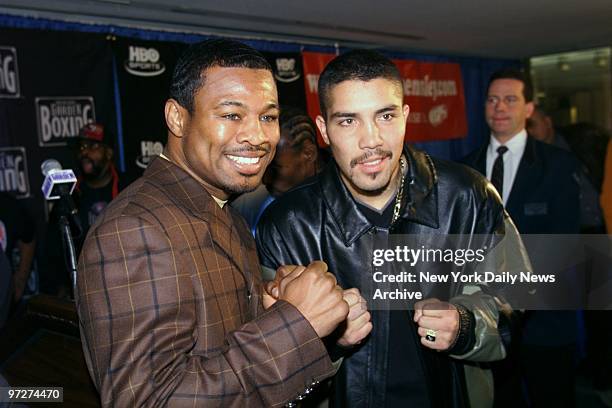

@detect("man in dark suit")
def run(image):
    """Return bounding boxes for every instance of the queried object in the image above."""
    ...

[75,39,371,407]
[463,68,580,408]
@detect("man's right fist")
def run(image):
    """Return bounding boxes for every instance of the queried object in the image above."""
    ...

[279,261,349,338]
[337,288,372,347]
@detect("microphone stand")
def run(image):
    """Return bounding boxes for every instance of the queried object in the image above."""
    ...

[55,189,80,299]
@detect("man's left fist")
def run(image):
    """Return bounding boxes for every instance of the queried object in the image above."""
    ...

[413,298,459,351]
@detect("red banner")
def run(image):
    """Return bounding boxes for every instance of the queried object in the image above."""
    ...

[302,52,467,144]
[302,51,336,145]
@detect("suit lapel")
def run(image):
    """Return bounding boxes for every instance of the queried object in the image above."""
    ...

[506,137,543,214]
[143,156,218,221]
[224,208,257,312]
[208,202,258,319]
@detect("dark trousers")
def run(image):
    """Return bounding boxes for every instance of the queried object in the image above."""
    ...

[520,344,576,408]
[492,350,528,408]
[584,311,612,390]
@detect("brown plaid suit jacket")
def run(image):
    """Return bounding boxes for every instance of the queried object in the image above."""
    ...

[76,157,334,407]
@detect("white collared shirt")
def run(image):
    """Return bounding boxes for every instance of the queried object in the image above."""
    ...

[485,129,527,205]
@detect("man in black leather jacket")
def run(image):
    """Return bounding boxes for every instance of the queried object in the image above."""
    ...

[256,50,528,408]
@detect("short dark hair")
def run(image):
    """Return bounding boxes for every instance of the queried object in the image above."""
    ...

[318,50,403,117]
[487,67,534,102]
[169,39,272,113]
[279,107,317,151]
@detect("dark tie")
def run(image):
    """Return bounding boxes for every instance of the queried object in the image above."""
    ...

[491,145,508,197]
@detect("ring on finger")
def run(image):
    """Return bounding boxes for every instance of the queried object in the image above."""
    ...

[425,329,437,342]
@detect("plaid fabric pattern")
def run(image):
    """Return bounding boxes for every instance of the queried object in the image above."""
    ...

[76,157,334,407]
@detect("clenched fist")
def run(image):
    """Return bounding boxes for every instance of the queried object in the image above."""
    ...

[270,261,349,338]
[413,298,459,351]
[337,288,372,347]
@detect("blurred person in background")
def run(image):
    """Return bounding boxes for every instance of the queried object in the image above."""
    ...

[528,109,606,233]
[0,192,35,306]
[559,122,611,401]
[262,107,328,198]
[0,251,11,329]
[72,123,121,236]
[232,106,328,235]
[463,68,580,408]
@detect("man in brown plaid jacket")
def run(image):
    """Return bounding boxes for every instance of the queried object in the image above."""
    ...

[76,39,372,407]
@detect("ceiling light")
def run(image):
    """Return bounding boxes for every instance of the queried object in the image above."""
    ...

[594,52,608,68]
[557,57,570,72]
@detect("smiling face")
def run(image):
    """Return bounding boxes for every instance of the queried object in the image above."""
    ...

[165,66,280,199]
[485,78,534,143]
[316,78,409,207]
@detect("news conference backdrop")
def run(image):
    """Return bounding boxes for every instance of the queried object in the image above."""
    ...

[0,26,116,232]
[0,17,516,219]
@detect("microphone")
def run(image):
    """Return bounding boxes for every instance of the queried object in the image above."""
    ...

[40,159,81,297]
[41,159,77,200]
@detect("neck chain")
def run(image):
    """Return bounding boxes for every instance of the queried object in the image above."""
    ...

[390,155,407,225]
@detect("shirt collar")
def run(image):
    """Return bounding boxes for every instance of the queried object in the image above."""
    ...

[489,129,527,155]
[211,196,228,208]
[158,152,227,208]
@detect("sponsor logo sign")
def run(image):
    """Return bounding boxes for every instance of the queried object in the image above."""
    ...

[0,46,20,98]
[136,140,164,169]
[35,97,96,147]
[399,65,466,140]
[428,104,449,127]
[274,58,300,83]
[125,46,166,77]
[0,147,30,198]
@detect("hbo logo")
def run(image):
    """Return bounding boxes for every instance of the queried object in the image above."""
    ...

[129,46,160,63]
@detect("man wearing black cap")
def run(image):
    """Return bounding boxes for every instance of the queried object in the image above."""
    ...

[73,123,121,236]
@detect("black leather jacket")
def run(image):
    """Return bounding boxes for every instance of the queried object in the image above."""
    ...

[256,145,525,407]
